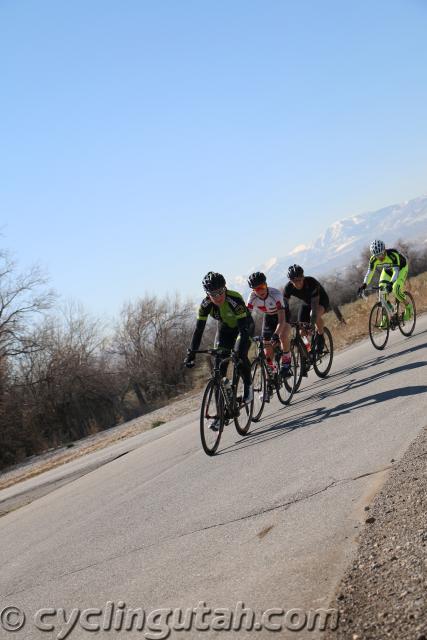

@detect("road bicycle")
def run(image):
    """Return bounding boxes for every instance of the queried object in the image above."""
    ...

[290,321,334,392]
[250,336,297,422]
[194,348,254,456]
[361,286,416,350]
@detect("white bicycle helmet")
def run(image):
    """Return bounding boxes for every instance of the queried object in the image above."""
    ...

[370,239,385,257]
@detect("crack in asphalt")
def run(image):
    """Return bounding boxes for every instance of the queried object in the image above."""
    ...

[351,465,393,481]
[0,466,390,600]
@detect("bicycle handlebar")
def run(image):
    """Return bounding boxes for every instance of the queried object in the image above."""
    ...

[192,348,241,365]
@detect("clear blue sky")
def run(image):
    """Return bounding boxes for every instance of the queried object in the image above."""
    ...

[1,0,427,317]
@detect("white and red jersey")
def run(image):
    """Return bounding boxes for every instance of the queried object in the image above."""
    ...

[246,287,284,315]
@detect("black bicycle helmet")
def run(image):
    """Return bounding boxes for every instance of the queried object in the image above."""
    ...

[287,264,304,280]
[247,271,267,288]
[202,271,226,293]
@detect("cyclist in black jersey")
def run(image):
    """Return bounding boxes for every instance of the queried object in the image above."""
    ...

[184,272,254,421]
[283,264,330,351]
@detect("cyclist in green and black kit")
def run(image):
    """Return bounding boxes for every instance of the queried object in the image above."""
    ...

[184,272,254,428]
[358,240,413,324]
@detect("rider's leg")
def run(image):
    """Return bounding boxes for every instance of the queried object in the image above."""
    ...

[392,265,408,300]
[211,326,236,425]
[262,315,277,368]
[297,305,311,375]
[378,268,393,328]
[314,305,326,350]
[215,325,234,379]
[276,321,292,377]
[232,328,253,403]
[278,321,291,353]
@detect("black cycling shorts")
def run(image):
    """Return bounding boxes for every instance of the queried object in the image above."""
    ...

[214,323,252,386]
[214,317,254,352]
[298,294,330,323]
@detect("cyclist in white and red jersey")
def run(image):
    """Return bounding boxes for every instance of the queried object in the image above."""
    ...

[246,272,293,378]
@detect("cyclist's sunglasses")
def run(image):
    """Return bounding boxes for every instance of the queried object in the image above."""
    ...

[253,283,267,292]
[208,287,226,298]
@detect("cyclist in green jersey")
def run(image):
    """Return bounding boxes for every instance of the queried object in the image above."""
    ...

[358,239,413,323]
[184,272,254,423]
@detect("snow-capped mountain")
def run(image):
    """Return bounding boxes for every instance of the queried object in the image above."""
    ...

[236,194,427,290]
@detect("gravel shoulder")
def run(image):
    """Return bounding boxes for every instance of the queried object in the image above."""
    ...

[326,425,427,640]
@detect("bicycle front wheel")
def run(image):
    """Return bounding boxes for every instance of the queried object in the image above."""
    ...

[312,327,333,378]
[251,359,267,422]
[200,379,224,456]
[233,374,253,435]
[292,340,305,392]
[275,348,297,404]
[369,302,389,350]
[397,291,416,337]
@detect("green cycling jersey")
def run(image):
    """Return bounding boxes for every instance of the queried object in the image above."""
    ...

[196,289,249,328]
[363,248,407,285]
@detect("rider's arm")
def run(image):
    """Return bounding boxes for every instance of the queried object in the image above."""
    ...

[390,266,400,283]
[388,250,406,283]
[246,290,256,312]
[310,294,320,325]
[189,299,211,351]
[283,282,293,303]
[282,296,291,323]
[363,256,377,285]
[189,318,207,352]
[308,279,321,325]
[236,315,251,355]
[331,303,346,324]
[275,307,286,333]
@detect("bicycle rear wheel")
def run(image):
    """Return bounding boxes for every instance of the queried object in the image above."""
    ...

[251,359,267,422]
[312,327,333,378]
[397,291,416,337]
[200,379,224,456]
[275,348,297,404]
[369,302,389,350]
[234,374,253,435]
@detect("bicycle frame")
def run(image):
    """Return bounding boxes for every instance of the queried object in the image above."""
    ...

[290,321,315,363]
[364,287,398,327]
[194,348,241,419]
[252,336,279,381]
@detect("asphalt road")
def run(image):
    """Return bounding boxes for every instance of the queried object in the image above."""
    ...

[1,315,427,639]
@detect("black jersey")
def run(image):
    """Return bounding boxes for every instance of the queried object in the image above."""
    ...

[283,276,328,306]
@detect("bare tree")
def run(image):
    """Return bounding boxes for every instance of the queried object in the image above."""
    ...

[112,294,195,407]
[10,303,122,452]
[0,251,55,358]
